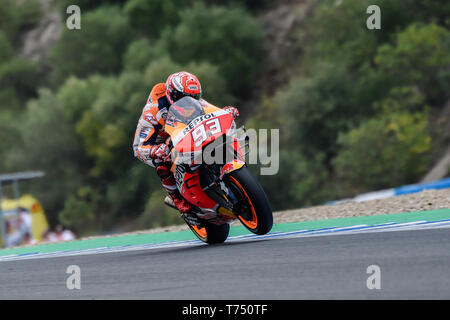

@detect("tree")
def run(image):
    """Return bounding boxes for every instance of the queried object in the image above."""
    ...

[333,109,431,191]
[10,89,87,226]
[0,31,40,109]
[59,193,95,235]
[0,0,42,42]
[270,62,389,161]
[375,23,450,105]
[122,38,166,71]
[50,6,134,85]
[0,31,12,64]
[253,150,334,209]
[124,0,185,38]
[164,2,264,99]
[137,189,183,229]
[0,58,39,109]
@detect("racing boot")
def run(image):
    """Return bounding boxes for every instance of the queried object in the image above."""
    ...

[156,165,192,214]
[164,194,201,226]
[165,191,192,214]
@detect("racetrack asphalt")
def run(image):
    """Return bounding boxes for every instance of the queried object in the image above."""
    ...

[1,227,449,300]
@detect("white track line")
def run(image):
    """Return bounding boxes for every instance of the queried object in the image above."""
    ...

[1,220,450,262]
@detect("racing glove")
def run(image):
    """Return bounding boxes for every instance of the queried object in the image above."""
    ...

[150,143,170,160]
[223,106,239,119]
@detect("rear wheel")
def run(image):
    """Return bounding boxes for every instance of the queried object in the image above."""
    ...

[165,194,230,244]
[188,221,230,244]
[226,167,273,235]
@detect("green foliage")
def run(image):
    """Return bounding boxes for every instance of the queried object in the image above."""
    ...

[58,0,129,12]
[303,0,379,67]
[74,72,147,177]
[0,0,17,40]
[0,89,19,112]
[255,0,450,202]
[137,189,183,229]
[0,2,41,110]
[13,0,42,30]
[399,0,450,25]
[124,0,186,38]
[59,193,95,235]
[103,164,160,223]
[0,31,22,109]
[9,89,87,226]
[271,62,384,160]
[143,56,182,87]
[0,0,42,42]
[373,86,427,114]
[0,112,20,170]
[0,58,39,106]
[165,1,264,98]
[207,0,271,10]
[333,109,431,190]
[375,23,450,103]
[123,38,165,71]
[185,61,235,106]
[56,76,105,120]
[50,6,134,85]
[0,31,13,63]
[304,0,449,59]
[254,151,335,210]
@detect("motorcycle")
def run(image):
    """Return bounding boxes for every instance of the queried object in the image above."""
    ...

[162,96,273,244]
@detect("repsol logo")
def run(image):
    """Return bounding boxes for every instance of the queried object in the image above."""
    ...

[182,113,217,135]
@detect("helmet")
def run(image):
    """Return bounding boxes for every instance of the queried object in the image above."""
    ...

[165,71,202,105]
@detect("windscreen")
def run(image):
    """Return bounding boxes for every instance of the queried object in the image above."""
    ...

[167,96,205,125]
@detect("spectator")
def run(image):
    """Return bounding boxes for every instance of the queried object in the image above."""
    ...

[42,228,58,243]
[55,224,76,241]
[5,207,34,247]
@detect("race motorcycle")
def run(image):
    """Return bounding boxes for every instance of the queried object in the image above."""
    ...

[162,96,273,244]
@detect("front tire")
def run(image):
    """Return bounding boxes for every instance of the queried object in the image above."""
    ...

[226,167,273,235]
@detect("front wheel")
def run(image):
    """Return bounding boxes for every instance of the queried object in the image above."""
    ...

[226,167,273,235]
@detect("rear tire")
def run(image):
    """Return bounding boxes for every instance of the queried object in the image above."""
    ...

[188,221,230,244]
[226,167,273,235]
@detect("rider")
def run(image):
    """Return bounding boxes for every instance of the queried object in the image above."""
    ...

[133,71,239,214]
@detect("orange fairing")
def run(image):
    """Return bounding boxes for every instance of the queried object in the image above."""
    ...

[169,106,234,154]
[165,102,221,139]
[202,103,222,114]
[164,120,185,141]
